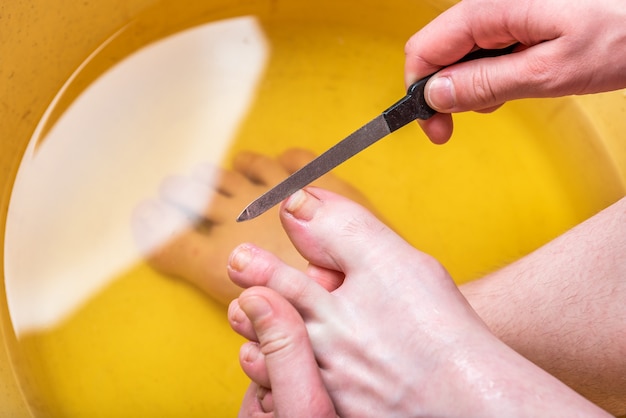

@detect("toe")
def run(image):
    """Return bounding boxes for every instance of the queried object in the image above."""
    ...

[237,287,336,417]
[239,383,271,417]
[233,151,289,186]
[277,148,317,173]
[227,244,331,318]
[239,342,271,388]
[229,299,258,341]
[192,163,249,197]
[280,188,410,275]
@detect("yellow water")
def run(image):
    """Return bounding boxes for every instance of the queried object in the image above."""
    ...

[10,3,624,417]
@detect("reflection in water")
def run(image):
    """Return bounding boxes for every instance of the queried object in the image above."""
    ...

[132,148,374,306]
[5,16,268,334]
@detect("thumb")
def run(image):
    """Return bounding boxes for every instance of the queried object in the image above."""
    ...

[425,45,554,113]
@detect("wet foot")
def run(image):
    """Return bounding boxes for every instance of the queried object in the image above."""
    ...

[131,148,373,305]
[226,188,608,417]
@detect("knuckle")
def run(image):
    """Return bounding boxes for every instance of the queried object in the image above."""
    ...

[525,50,588,95]
[524,53,554,85]
[470,67,500,107]
[259,331,293,357]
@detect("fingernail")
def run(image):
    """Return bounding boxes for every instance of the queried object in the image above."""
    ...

[240,294,272,319]
[229,245,253,272]
[427,76,455,111]
[284,189,319,221]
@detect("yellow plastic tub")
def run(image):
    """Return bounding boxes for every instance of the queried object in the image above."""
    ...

[1,0,625,416]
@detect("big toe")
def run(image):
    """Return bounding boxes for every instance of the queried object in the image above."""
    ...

[280,188,410,275]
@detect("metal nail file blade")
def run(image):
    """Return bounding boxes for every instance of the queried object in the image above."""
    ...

[237,114,394,222]
[236,77,434,222]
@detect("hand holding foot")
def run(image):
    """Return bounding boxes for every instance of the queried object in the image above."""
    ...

[228,188,611,417]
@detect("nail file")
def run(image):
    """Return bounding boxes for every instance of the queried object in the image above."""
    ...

[237,46,515,222]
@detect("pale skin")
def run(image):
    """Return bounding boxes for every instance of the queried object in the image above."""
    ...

[461,197,626,414]
[230,192,626,417]
[406,0,626,144]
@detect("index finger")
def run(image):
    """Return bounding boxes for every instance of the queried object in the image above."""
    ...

[404,0,520,85]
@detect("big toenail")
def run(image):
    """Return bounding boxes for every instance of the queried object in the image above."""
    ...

[284,189,319,220]
[229,245,253,272]
[285,189,306,213]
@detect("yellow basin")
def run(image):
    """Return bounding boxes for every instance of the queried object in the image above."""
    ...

[1,0,625,416]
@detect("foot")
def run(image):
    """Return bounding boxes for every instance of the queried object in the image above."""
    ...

[227,188,611,417]
[131,148,373,305]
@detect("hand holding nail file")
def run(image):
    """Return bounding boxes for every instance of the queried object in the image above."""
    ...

[237,45,516,222]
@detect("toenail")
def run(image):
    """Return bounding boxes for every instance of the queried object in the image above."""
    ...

[284,189,319,220]
[229,245,253,272]
[229,302,247,325]
[242,342,261,364]
[257,385,269,402]
[285,189,306,213]
[257,386,272,413]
